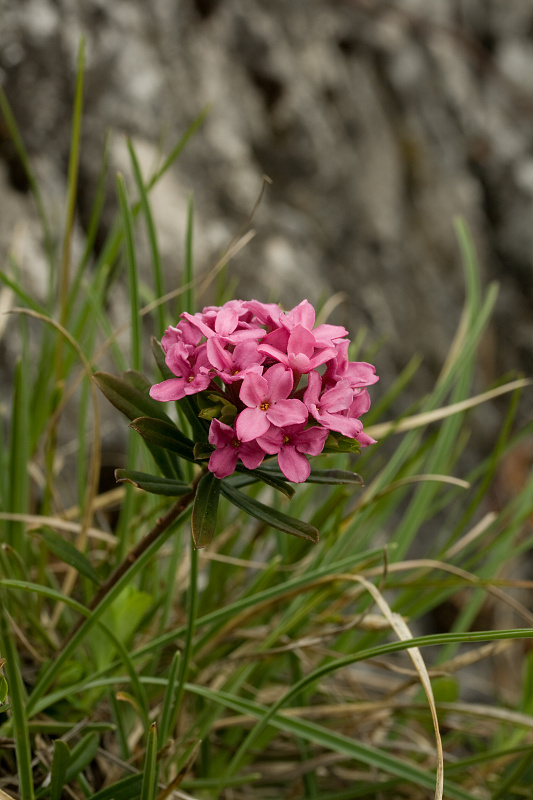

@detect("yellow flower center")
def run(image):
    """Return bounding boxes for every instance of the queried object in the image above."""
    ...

[260,402,270,411]
[232,438,241,448]
[283,435,290,445]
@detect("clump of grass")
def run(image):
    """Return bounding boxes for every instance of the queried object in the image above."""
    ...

[1,45,533,800]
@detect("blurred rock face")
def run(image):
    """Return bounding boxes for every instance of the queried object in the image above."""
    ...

[1,0,532,418]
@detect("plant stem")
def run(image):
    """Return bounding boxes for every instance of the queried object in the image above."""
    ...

[64,473,203,646]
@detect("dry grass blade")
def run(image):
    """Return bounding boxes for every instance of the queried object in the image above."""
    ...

[354,473,470,512]
[0,513,117,545]
[0,790,18,800]
[366,378,531,440]
[354,575,444,800]
[445,512,497,558]
[365,558,533,627]
[315,291,348,325]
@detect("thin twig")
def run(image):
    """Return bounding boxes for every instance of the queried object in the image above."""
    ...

[63,474,202,646]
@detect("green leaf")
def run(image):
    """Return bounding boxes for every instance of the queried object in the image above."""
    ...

[159,650,181,744]
[258,464,364,486]
[323,432,361,454]
[128,139,166,337]
[93,371,173,424]
[95,371,185,479]
[64,732,99,783]
[0,675,7,704]
[141,723,158,800]
[237,466,295,499]
[192,472,221,549]
[177,394,210,443]
[193,442,214,461]
[130,417,195,462]
[116,173,142,371]
[39,529,100,585]
[221,483,319,543]
[115,469,191,496]
[50,740,70,800]
[307,469,364,485]
[151,336,172,379]
[90,774,143,800]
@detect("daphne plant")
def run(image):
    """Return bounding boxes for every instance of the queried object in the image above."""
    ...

[95,299,378,548]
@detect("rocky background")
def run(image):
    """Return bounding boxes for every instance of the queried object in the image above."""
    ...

[1,0,532,441]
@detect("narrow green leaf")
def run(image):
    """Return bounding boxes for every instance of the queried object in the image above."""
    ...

[50,740,70,800]
[116,173,142,371]
[193,685,478,800]
[0,88,52,253]
[221,483,319,543]
[193,442,214,461]
[228,468,295,499]
[181,194,195,315]
[39,529,100,584]
[159,651,181,744]
[307,469,364,485]
[28,722,114,735]
[130,416,195,462]
[192,472,221,549]
[0,265,48,314]
[0,605,35,800]
[147,106,210,190]
[0,675,8,704]
[177,394,210,443]
[90,773,143,800]
[115,469,191,496]
[59,36,84,330]
[151,336,171,378]
[93,371,173,424]
[128,139,166,336]
[69,131,111,300]
[64,732,99,783]
[27,502,193,716]
[141,723,158,800]
[94,373,184,478]
[240,466,296,498]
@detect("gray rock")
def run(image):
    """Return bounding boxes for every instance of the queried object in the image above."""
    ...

[1,0,532,439]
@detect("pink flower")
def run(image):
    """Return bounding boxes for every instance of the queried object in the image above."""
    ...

[181,306,263,344]
[258,324,336,374]
[208,419,266,478]
[242,300,284,330]
[149,342,211,402]
[347,390,377,447]
[149,298,379,482]
[257,423,329,482]
[304,371,363,438]
[206,338,265,383]
[283,299,349,347]
[235,363,308,442]
[324,341,379,389]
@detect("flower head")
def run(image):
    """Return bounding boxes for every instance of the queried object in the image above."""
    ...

[150,298,378,482]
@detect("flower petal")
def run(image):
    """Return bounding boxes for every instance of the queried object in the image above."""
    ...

[278,446,311,483]
[235,407,271,442]
[239,372,268,409]
[239,441,267,470]
[266,398,308,427]
[149,378,187,402]
[208,446,239,479]
[264,363,294,402]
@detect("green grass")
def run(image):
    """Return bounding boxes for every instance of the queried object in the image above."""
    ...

[0,51,533,800]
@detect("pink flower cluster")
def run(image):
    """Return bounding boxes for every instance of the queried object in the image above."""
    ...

[150,300,378,483]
